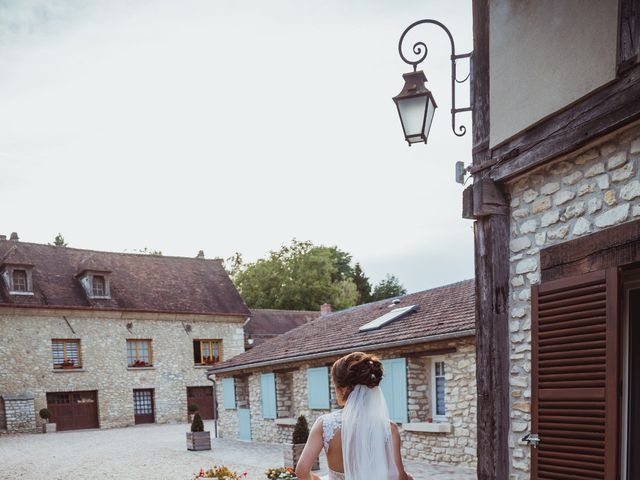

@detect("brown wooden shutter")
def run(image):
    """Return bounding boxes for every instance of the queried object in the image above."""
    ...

[532,268,619,480]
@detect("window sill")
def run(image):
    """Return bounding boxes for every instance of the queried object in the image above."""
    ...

[275,418,297,427]
[402,422,451,433]
[127,366,155,371]
[194,365,217,369]
[9,291,34,296]
[52,368,85,373]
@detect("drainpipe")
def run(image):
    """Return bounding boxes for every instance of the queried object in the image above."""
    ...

[206,370,218,439]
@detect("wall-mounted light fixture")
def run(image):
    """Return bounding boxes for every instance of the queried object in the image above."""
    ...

[393,19,472,146]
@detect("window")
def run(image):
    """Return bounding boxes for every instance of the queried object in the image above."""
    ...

[52,339,81,369]
[92,275,106,297]
[432,360,446,420]
[127,339,152,367]
[193,339,222,365]
[12,270,28,292]
[358,305,418,332]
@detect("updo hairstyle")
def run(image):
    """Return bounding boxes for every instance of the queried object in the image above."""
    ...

[331,351,384,389]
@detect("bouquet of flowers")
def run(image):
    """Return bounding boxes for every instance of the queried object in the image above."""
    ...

[193,466,247,479]
[265,467,298,479]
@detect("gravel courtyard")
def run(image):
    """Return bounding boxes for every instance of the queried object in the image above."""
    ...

[0,421,476,480]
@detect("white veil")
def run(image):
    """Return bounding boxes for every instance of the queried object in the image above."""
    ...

[341,384,399,480]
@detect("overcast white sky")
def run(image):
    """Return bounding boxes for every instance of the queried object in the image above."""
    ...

[0,0,473,294]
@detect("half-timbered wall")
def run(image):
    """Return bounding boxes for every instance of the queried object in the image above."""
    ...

[489,0,619,147]
[505,121,640,478]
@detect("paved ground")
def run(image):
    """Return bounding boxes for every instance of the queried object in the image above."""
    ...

[0,421,476,480]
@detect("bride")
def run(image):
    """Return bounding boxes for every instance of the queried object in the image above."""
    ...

[295,352,414,480]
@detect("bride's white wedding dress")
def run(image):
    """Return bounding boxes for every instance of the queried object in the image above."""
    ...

[318,385,400,480]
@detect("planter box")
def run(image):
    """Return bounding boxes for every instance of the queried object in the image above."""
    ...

[283,443,319,471]
[44,423,56,433]
[186,431,211,451]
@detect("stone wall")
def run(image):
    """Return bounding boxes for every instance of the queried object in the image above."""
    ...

[215,337,477,468]
[276,371,294,418]
[2,395,36,433]
[505,121,640,479]
[0,308,245,432]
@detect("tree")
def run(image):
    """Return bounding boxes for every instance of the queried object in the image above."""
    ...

[50,233,67,247]
[352,263,372,305]
[372,274,407,301]
[131,247,163,256]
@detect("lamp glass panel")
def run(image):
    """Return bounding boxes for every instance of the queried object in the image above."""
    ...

[422,96,436,141]
[397,95,428,138]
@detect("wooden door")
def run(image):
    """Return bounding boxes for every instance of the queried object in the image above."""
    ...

[133,389,155,424]
[532,268,619,479]
[187,386,215,420]
[47,391,99,431]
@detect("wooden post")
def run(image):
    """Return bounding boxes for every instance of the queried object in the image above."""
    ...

[471,1,510,478]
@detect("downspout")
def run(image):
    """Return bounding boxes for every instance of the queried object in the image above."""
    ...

[206,370,218,439]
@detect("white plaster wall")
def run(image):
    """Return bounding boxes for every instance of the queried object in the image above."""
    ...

[490,0,619,147]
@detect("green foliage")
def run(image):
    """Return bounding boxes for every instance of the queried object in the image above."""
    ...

[50,233,67,247]
[132,247,163,256]
[39,408,51,420]
[372,274,407,301]
[231,239,405,312]
[292,415,309,444]
[352,263,372,305]
[188,403,199,414]
[191,412,204,432]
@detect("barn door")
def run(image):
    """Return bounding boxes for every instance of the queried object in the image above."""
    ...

[531,268,619,479]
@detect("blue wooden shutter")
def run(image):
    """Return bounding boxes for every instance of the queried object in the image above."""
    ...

[222,377,236,409]
[380,358,408,423]
[260,373,277,419]
[307,367,330,409]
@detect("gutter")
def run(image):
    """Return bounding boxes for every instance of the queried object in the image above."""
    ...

[209,328,475,375]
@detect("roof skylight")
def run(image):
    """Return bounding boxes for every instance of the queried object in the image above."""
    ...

[358,304,418,332]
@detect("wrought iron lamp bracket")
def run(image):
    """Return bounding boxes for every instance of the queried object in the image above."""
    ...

[398,19,472,137]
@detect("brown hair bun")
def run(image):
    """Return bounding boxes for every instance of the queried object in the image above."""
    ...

[331,352,384,389]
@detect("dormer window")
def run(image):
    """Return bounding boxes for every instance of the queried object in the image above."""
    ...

[77,270,111,299]
[92,275,106,297]
[1,264,34,295]
[12,269,28,292]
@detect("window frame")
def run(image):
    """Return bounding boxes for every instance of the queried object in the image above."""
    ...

[91,275,106,297]
[127,339,153,367]
[193,339,222,365]
[431,357,447,422]
[2,265,34,295]
[52,339,82,369]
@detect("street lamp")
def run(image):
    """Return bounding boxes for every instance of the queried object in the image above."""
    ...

[393,19,472,146]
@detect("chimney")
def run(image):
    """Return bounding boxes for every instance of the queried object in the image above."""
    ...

[9,232,19,241]
[0,235,6,241]
[320,303,332,316]
[196,250,205,259]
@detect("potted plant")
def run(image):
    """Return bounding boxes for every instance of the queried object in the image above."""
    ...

[39,408,56,433]
[188,403,199,423]
[193,466,247,479]
[283,415,319,471]
[265,467,297,479]
[186,412,211,451]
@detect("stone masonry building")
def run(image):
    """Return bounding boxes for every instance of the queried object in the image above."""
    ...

[210,280,477,468]
[0,236,249,433]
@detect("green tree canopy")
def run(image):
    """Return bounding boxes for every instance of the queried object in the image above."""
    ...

[50,233,68,247]
[229,240,396,311]
[372,274,407,302]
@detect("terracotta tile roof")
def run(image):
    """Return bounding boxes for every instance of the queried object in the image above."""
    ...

[211,279,475,373]
[0,240,250,316]
[245,309,319,347]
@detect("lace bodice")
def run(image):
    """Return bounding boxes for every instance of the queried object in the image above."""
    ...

[321,410,342,451]
[319,411,345,480]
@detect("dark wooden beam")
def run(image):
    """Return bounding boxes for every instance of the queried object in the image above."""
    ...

[489,63,640,182]
[404,347,457,359]
[471,1,511,479]
[541,218,640,281]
